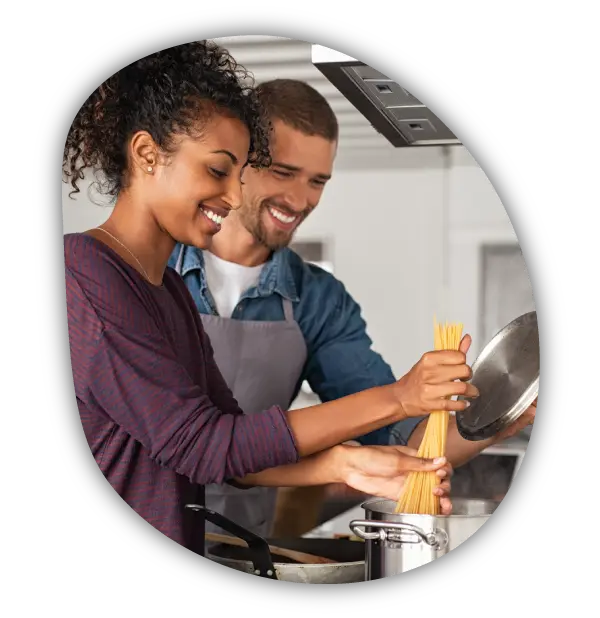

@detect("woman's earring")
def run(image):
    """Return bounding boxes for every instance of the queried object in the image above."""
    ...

[147,166,153,173]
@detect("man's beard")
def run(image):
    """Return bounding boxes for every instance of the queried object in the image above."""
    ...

[240,200,304,251]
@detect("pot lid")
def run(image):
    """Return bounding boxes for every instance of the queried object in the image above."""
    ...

[456,311,539,441]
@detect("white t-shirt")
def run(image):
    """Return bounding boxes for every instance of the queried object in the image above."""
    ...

[203,251,265,318]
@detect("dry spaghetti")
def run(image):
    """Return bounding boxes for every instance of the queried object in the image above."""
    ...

[394,319,463,515]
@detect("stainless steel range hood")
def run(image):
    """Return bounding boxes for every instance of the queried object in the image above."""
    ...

[311,45,461,148]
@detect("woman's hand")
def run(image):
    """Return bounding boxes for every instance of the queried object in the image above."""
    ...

[393,334,479,418]
[334,444,453,515]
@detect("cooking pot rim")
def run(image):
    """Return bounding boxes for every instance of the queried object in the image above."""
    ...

[361,497,499,518]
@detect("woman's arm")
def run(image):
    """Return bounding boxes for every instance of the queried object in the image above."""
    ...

[66,260,298,485]
[285,348,478,456]
[237,444,453,513]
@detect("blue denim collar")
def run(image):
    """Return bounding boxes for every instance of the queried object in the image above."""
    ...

[174,245,299,302]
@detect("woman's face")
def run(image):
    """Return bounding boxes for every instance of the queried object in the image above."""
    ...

[134,113,251,249]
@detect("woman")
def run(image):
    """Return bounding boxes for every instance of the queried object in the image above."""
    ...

[63,41,478,556]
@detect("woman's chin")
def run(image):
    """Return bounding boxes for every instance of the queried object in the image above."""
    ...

[189,233,213,250]
[185,220,219,250]
[170,213,223,250]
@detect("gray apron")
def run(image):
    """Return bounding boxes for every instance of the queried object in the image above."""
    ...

[201,297,307,540]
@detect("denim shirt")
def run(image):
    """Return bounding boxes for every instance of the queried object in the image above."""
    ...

[168,244,425,446]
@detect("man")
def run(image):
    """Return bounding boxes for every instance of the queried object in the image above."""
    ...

[168,79,535,538]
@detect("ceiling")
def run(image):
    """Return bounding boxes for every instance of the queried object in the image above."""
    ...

[215,36,472,170]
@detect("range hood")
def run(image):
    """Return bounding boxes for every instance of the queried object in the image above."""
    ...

[311,45,461,148]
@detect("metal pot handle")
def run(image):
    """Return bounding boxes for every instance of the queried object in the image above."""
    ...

[349,519,448,550]
[185,504,278,579]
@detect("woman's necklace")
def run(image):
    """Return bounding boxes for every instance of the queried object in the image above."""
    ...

[93,226,153,284]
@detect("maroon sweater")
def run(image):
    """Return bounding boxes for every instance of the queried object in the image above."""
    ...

[64,234,299,554]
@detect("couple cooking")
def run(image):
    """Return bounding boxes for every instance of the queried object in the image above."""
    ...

[63,40,536,557]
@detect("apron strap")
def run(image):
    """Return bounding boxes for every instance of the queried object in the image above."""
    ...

[282,298,295,323]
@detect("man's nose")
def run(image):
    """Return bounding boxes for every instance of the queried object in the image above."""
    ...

[282,184,310,213]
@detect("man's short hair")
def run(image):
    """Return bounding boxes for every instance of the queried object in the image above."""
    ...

[256,79,339,142]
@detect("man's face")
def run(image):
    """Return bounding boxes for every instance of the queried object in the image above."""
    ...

[238,119,337,250]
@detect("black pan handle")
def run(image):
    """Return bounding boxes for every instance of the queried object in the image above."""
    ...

[184,504,278,580]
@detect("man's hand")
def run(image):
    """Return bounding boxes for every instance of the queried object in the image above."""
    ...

[334,444,453,515]
[393,334,479,418]
[493,397,537,443]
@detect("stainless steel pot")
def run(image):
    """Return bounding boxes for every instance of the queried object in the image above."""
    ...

[350,497,498,578]
[186,503,365,584]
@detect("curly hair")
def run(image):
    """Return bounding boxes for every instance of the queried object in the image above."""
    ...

[63,41,271,198]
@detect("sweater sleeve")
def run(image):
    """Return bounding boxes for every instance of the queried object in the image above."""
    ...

[65,240,299,485]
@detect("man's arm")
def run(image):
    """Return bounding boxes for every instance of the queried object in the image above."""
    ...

[302,271,535,465]
[405,400,537,467]
[406,416,494,468]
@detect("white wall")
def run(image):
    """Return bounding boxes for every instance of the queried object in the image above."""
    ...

[447,151,519,360]
[294,148,520,376]
[62,173,114,234]
[61,148,525,377]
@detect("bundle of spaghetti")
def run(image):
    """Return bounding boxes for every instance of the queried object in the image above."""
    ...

[394,319,463,515]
